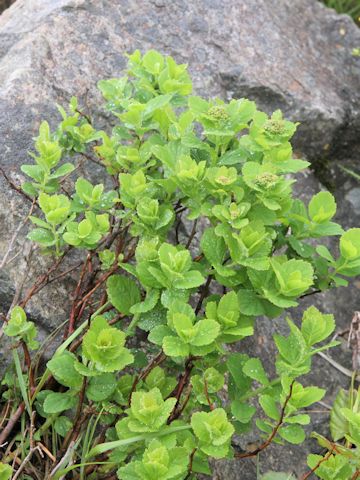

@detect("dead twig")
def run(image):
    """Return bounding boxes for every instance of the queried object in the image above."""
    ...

[316,351,360,381]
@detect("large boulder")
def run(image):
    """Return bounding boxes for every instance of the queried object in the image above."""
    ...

[1,0,360,478]
[1,0,360,164]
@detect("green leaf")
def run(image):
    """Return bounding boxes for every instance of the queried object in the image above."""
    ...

[316,245,335,262]
[191,408,234,459]
[311,222,344,237]
[130,289,160,314]
[174,270,205,289]
[82,316,133,373]
[192,319,220,346]
[259,395,280,420]
[163,335,189,357]
[237,289,266,316]
[243,358,269,386]
[144,94,173,117]
[54,416,73,437]
[340,228,360,260]
[148,325,173,346]
[278,424,305,444]
[86,373,117,401]
[330,389,350,442]
[47,351,83,389]
[307,453,353,479]
[138,305,167,331]
[128,388,176,432]
[308,191,336,223]
[107,275,141,315]
[290,384,325,409]
[231,400,256,423]
[43,392,77,414]
[0,463,12,480]
[226,353,252,397]
[271,258,314,297]
[50,163,75,179]
[301,306,335,346]
[200,227,226,267]
[27,228,55,246]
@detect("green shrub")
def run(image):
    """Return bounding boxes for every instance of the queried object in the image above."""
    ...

[1,49,360,479]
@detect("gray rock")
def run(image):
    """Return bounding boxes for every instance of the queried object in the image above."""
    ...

[1,0,360,478]
[0,0,360,165]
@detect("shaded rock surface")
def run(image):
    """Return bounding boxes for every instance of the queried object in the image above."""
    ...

[0,0,14,14]
[1,0,360,478]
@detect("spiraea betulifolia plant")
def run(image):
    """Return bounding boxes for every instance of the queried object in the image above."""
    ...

[1,50,360,480]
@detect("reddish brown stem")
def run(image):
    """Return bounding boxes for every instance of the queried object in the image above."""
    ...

[301,449,334,480]
[235,381,295,459]
[185,448,197,480]
[59,377,87,456]
[66,254,92,336]
[128,351,166,405]
[168,357,195,422]
[195,275,212,314]
[203,378,214,411]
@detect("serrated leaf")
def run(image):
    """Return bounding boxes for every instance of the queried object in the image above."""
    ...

[330,389,350,442]
[130,289,159,314]
[243,358,269,386]
[174,270,204,289]
[144,94,173,117]
[47,351,83,389]
[50,163,75,179]
[107,275,141,315]
[231,400,256,423]
[316,245,335,262]
[163,336,189,357]
[259,395,280,420]
[237,289,266,315]
[27,228,55,246]
[308,191,336,223]
[86,373,117,401]
[43,392,77,414]
[53,416,73,437]
[278,424,305,444]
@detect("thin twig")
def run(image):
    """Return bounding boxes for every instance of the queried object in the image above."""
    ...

[301,449,334,480]
[195,275,212,314]
[300,289,321,299]
[184,448,197,480]
[316,351,360,380]
[203,378,214,411]
[185,219,198,249]
[168,357,195,422]
[235,381,295,459]
[128,351,166,405]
